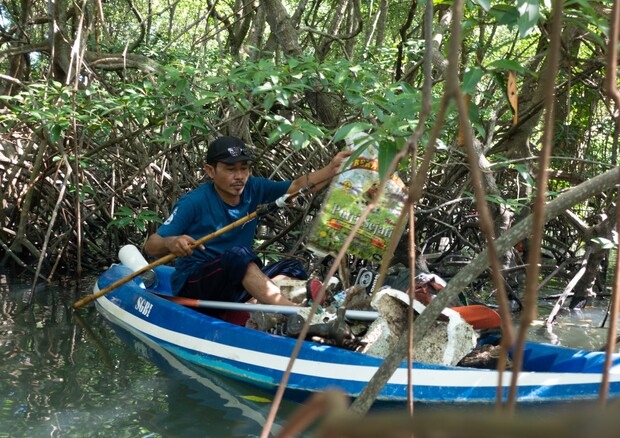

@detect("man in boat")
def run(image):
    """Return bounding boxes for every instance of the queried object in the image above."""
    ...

[144,136,352,315]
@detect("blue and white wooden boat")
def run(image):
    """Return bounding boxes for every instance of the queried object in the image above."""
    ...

[93,262,620,404]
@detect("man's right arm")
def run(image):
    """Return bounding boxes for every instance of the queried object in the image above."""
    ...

[144,233,203,258]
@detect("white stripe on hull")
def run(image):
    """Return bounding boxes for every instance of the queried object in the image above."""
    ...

[97,294,620,391]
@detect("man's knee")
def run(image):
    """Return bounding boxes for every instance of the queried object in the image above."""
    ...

[261,258,308,280]
[220,247,262,279]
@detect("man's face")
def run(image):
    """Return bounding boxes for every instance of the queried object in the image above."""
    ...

[205,161,251,202]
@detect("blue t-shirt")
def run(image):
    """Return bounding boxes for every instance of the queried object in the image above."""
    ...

[157,176,292,293]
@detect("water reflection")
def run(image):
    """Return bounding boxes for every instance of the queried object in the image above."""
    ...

[105,318,296,437]
[0,275,298,437]
[525,300,613,351]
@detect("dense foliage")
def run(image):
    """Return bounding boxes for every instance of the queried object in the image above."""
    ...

[0,0,618,307]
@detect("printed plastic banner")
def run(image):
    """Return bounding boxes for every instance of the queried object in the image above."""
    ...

[307,133,407,261]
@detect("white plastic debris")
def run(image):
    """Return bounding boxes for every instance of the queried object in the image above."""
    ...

[358,288,477,366]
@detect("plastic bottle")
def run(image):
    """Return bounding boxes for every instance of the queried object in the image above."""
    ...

[118,244,157,287]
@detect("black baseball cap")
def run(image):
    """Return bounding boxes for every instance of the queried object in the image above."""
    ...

[206,136,253,164]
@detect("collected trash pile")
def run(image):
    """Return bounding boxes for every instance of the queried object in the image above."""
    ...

[259,134,503,367]
[245,273,499,368]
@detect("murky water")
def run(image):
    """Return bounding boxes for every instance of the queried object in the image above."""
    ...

[1,272,617,437]
[0,274,300,437]
[524,298,614,351]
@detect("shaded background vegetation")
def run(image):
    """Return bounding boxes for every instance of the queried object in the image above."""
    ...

[1,0,618,308]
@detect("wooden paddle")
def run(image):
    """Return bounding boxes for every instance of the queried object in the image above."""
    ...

[157,294,502,329]
[72,206,271,309]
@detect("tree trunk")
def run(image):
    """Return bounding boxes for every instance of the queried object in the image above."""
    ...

[569,204,617,308]
[228,0,257,55]
[262,0,340,127]
[316,0,350,60]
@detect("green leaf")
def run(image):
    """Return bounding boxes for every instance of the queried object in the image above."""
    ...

[181,124,191,143]
[290,130,309,150]
[49,124,63,144]
[377,140,399,181]
[267,122,293,144]
[107,217,133,229]
[113,206,135,217]
[253,82,273,93]
[489,5,520,25]
[333,123,373,143]
[334,70,348,85]
[263,93,275,111]
[514,163,535,187]
[517,0,540,38]
[341,133,375,169]
[275,89,290,107]
[462,67,485,94]
[399,82,416,94]
[487,59,526,73]
[297,119,324,138]
[485,194,507,205]
[81,184,95,195]
[472,0,491,12]
[161,126,177,140]
[135,220,146,232]
[137,210,163,223]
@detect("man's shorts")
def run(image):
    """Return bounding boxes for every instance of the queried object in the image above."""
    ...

[179,246,307,305]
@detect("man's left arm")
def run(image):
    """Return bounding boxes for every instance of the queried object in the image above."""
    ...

[287,150,353,195]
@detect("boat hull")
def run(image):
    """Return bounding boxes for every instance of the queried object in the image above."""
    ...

[94,264,620,404]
